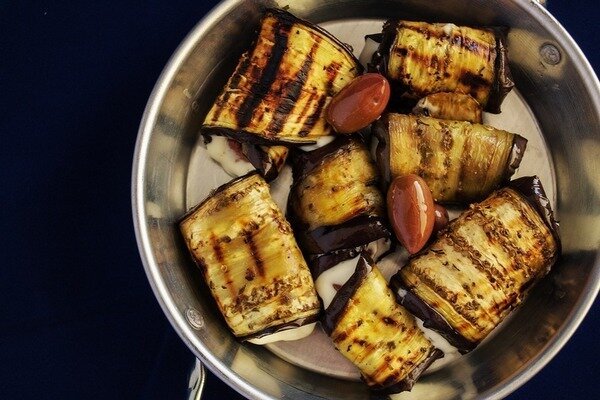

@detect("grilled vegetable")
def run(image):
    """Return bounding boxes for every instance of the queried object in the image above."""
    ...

[179,173,320,340]
[288,137,390,254]
[242,143,289,181]
[391,176,560,352]
[323,256,443,393]
[412,92,482,123]
[202,9,362,145]
[373,113,527,203]
[370,20,513,113]
[205,134,289,181]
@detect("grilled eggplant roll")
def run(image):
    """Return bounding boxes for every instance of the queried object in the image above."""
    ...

[323,256,443,393]
[179,173,320,341]
[288,137,390,255]
[202,9,362,145]
[370,20,513,113]
[373,113,527,203]
[412,92,482,123]
[204,135,289,181]
[391,176,560,352]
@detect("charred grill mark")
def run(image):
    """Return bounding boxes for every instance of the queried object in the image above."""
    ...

[400,24,493,54]
[444,238,512,319]
[332,319,361,343]
[469,208,510,278]
[295,91,317,124]
[244,230,265,278]
[211,234,225,264]
[501,192,557,269]
[211,233,237,299]
[408,268,483,330]
[372,356,403,384]
[445,234,506,296]
[473,206,535,282]
[415,122,433,177]
[236,20,291,129]
[266,35,321,134]
[457,133,472,198]
[298,62,340,137]
[211,54,252,123]
[459,71,493,95]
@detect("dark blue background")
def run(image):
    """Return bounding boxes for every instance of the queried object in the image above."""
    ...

[1,1,597,399]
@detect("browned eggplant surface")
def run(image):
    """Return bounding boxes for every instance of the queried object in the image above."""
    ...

[392,176,560,351]
[324,256,443,393]
[289,137,390,255]
[202,9,362,145]
[179,173,320,339]
[371,20,513,113]
[412,92,482,123]
[373,113,527,203]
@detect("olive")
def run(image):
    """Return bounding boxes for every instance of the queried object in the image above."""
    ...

[433,203,450,234]
[326,73,390,134]
[387,174,435,254]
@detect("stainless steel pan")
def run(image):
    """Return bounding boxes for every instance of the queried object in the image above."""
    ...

[132,0,600,398]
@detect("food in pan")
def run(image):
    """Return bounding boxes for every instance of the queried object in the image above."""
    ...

[201,9,362,145]
[433,203,450,234]
[370,20,513,113]
[412,92,483,123]
[387,174,436,254]
[179,173,320,343]
[391,176,560,352]
[288,137,391,255]
[323,255,443,393]
[181,7,563,394]
[373,113,527,203]
[205,135,289,181]
[326,73,390,134]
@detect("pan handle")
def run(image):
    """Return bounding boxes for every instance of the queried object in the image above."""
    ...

[187,359,206,400]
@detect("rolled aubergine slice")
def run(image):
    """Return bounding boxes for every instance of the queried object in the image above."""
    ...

[370,20,513,113]
[202,9,362,145]
[412,92,482,123]
[390,176,560,352]
[179,173,320,342]
[288,137,391,255]
[204,135,289,181]
[323,256,443,393]
[373,113,527,203]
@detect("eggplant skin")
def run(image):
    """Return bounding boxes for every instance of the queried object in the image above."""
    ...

[373,113,527,203]
[412,92,482,123]
[323,256,442,393]
[371,20,513,113]
[179,173,320,339]
[242,142,289,182]
[392,177,559,347]
[288,137,390,254]
[202,9,362,145]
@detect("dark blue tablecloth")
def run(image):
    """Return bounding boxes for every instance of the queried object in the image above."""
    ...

[1,1,598,399]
